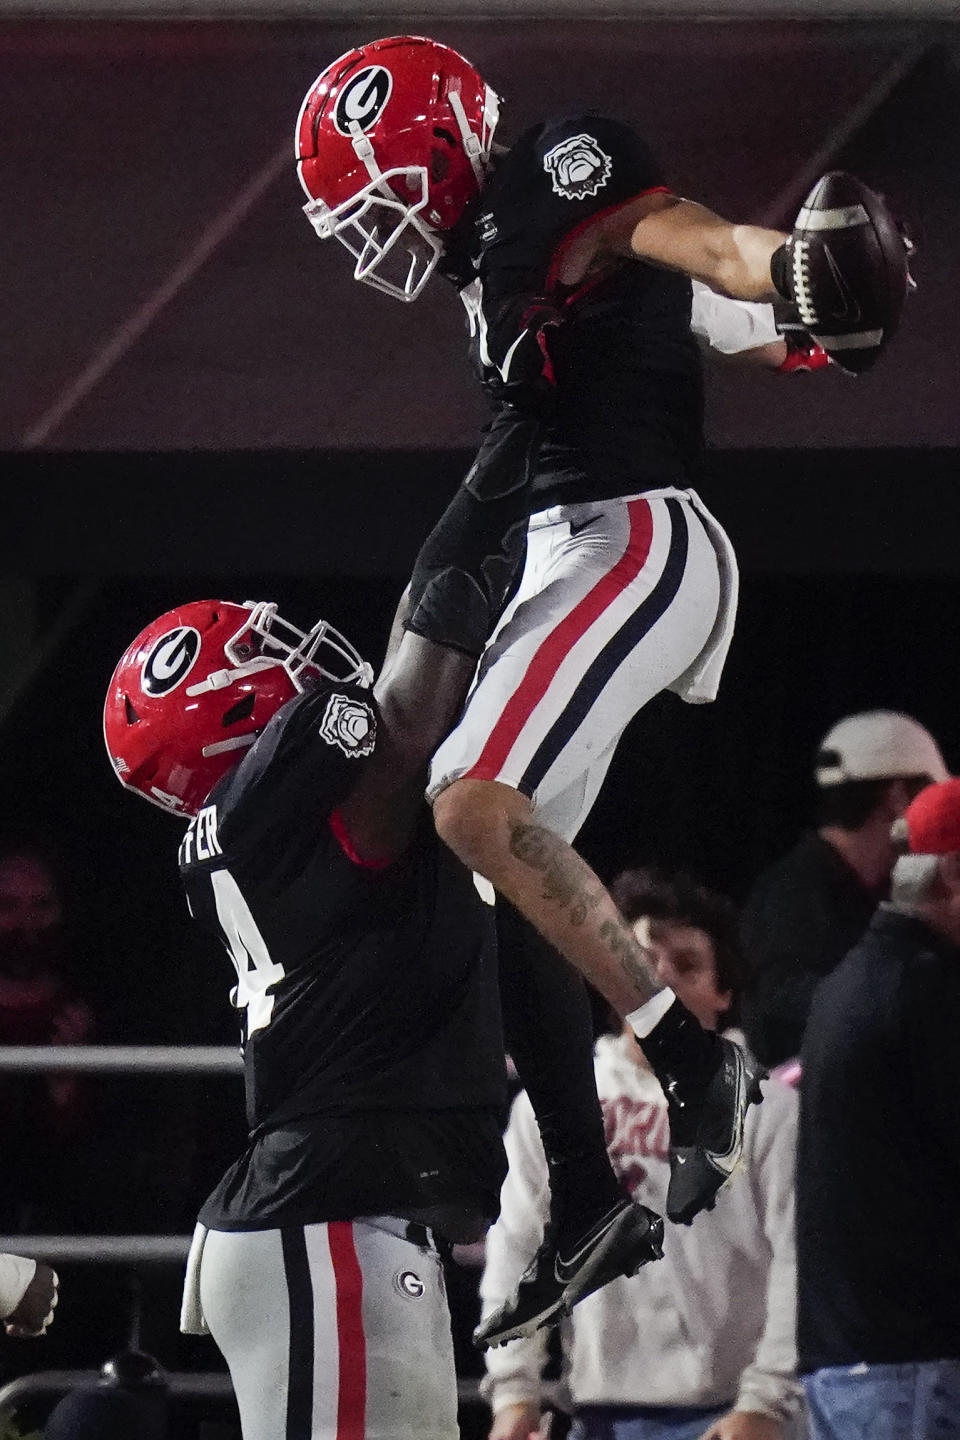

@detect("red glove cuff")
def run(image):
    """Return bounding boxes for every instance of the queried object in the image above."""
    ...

[778,342,831,375]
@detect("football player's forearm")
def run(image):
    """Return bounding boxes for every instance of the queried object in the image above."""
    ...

[378,583,413,687]
[727,339,789,369]
[404,408,538,658]
[628,201,785,301]
[711,223,788,301]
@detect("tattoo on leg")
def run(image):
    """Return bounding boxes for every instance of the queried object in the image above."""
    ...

[508,819,602,926]
[507,819,657,999]
[599,920,657,1000]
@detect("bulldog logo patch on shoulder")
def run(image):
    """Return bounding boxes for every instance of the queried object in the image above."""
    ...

[319,693,376,758]
[543,134,612,200]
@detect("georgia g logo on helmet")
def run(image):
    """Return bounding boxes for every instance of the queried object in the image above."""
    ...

[141,627,202,697]
[332,65,393,136]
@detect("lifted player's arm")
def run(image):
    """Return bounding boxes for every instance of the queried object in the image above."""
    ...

[562,192,786,302]
[566,204,831,373]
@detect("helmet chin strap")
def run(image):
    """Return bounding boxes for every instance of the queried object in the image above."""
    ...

[349,121,383,184]
[186,658,279,697]
[447,89,486,187]
[201,734,259,759]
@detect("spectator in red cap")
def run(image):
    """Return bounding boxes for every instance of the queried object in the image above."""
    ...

[796,777,960,1440]
[740,711,949,1067]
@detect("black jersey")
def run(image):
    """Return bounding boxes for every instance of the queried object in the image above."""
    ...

[179,682,507,1233]
[450,114,704,507]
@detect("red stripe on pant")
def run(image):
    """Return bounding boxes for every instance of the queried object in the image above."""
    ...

[329,1222,366,1440]
[465,498,654,783]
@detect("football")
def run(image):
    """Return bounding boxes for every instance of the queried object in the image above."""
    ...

[786,170,911,373]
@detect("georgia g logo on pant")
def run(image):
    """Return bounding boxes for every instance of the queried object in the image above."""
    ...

[394,1270,425,1299]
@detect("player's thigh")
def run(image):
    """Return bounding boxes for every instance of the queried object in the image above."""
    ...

[427,499,644,802]
[525,498,721,823]
[199,1219,457,1440]
[430,497,720,827]
[532,733,618,843]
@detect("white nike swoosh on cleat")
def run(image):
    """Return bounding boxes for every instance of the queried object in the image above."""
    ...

[703,1053,748,1176]
[554,1208,625,1282]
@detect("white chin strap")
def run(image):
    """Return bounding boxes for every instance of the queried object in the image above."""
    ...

[349,119,379,176]
[448,84,500,184]
[185,658,277,698]
[447,89,485,186]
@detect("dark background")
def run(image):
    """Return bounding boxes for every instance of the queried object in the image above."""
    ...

[3,17,960,452]
[1,9,959,1423]
[4,446,958,987]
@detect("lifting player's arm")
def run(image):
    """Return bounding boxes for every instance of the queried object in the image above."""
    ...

[335,408,540,863]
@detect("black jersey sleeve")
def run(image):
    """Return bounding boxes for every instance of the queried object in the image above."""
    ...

[212,682,378,863]
[467,115,667,407]
[530,115,666,245]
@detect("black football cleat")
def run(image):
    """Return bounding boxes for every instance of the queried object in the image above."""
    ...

[473,1199,663,1350]
[664,1034,766,1226]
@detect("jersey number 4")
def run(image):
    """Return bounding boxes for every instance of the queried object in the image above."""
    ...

[210,870,285,1037]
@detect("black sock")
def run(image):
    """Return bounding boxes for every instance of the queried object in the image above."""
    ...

[638,996,720,1090]
[496,901,624,1236]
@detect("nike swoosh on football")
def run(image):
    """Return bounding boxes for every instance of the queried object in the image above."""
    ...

[554,1208,623,1281]
[823,245,863,325]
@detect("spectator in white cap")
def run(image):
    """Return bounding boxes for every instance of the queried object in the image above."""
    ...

[740,711,949,1067]
[797,777,960,1439]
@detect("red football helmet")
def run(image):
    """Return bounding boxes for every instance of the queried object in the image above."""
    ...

[103,599,372,818]
[295,35,500,301]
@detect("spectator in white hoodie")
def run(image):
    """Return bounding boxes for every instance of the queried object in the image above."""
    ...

[481,869,802,1440]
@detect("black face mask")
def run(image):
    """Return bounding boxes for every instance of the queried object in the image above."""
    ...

[0,926,65,981]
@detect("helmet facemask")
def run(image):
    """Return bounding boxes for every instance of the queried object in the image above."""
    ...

[303,160,443,303]
[186,601,373,704]
[299,64,500,303]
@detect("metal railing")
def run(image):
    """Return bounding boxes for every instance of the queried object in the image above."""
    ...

[0,1045,242,1075]
[0,1044,498,1426]
[0,1046,239,1425]
[0,1370,490,1424]
[0,1047,241,1264]
[0,1369,236,1424]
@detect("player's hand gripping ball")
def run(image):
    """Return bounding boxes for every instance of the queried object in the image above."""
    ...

[774,171,914,374]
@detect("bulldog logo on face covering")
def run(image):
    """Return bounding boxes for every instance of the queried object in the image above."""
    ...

[543,134,612,200]
[394,1270,425,1299]
[318,694,376,757]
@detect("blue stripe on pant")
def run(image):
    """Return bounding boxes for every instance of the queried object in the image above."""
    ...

[519,498,689,796]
